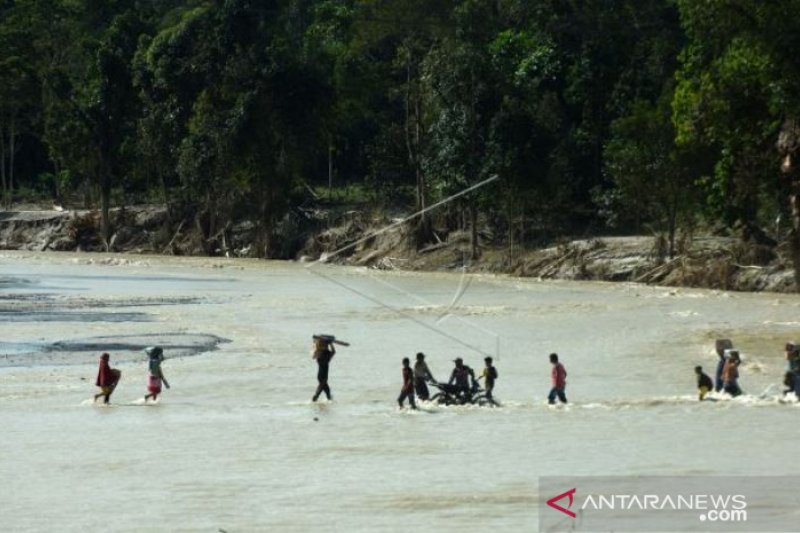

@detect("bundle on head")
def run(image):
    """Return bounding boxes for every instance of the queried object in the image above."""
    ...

[312,334,349,347]
[715,339,733,355]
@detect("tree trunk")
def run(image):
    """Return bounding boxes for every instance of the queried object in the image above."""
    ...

[53,161,62,205]
[470,201,479,260]
[792,229,800,290]
[328,142,333,200]
[8,115,15,207]
[667,188,678,259]
[414,89,431,245]
[100,161,111,251]
[0,122,6,207]
[468,64,480,262]
[791,189,800,290]
[403,48,431,247]
[778,120,800,291]
[668,219,676,260]
[259,178,272,259]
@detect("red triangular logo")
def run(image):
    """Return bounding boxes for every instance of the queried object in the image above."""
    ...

[547,488,577,518]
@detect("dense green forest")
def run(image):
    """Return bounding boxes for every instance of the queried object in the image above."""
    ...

[2,0,800,280]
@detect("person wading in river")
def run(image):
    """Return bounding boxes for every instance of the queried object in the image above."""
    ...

[548,353,568,404]
[714,339,733,392]
[479,356,499,404]
[94,353,121,404]
[721,350,742,397]
[448,358,476,398]
[398,357,417,409]
[695,365,713,401]
[413,352,435,401]
[784,342,800,397]
[144,346,170,402]
[312,336,335,402]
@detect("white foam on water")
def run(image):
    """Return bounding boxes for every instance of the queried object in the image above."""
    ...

[128,397,150,405]
[763,320,800,326]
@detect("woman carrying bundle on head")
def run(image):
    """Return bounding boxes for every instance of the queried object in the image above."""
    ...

[144,346,170,402]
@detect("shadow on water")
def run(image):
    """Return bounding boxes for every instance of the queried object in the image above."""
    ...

[0,276,38,289]
[0,294,206,307]
[0,294,209,323]
[0,310,151,322]
[45,333,229,354]
[44,274,236,284]
[0,342,43,355]
[0,333,231,367]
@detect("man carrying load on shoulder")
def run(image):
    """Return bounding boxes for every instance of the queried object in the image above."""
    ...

[312,336,335,402]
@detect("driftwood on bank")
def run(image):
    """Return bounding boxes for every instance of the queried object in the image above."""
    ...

[634,255,684,284]
[162,220,185,255]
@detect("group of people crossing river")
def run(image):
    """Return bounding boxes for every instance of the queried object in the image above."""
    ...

[92,346,169,404]
[311,335,568,409]
[694,338,800,401]
[91,334,800,407]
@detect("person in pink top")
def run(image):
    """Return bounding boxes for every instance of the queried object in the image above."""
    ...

[548,353,568,404]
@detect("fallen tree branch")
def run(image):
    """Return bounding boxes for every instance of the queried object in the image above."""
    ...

[162,219,185,255]
[633,255,684,283]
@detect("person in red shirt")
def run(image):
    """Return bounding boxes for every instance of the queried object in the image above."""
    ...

[548,353,567,404]
[397,357,417,409]
[94,353,121,404]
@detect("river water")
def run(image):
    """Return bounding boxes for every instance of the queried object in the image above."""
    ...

[0,252,798,532]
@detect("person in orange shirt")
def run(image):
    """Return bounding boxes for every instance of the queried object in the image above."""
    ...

[721,350,742,397]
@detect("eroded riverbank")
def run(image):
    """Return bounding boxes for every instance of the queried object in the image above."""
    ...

[1,206,797,294]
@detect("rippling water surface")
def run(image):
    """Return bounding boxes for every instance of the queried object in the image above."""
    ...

[1,252,798,532]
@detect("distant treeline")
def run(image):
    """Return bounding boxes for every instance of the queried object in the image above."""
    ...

[2,1,800,268]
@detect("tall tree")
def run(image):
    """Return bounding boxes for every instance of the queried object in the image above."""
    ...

[0,1,39,205]
[32,0,145,246]
[674,0,797,284]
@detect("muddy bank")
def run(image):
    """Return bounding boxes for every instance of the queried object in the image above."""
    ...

[304,217,796,293]
[0,206,171,253]
[1,205,796,293]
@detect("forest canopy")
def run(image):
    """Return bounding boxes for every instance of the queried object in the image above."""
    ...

[2,0,800,271]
